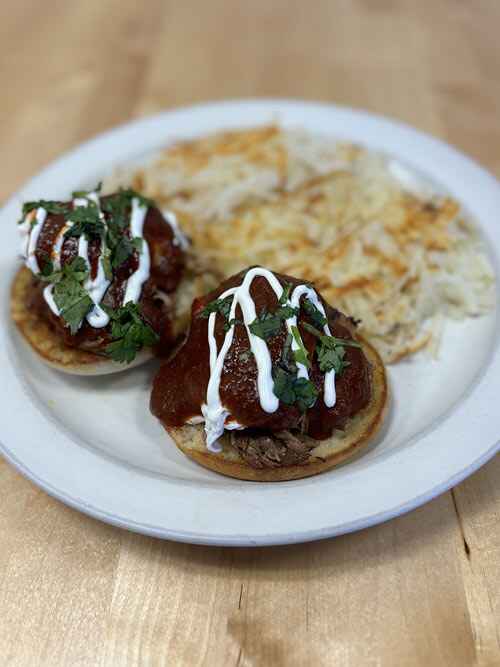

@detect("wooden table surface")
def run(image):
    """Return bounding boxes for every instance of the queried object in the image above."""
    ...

[2,1,500,665]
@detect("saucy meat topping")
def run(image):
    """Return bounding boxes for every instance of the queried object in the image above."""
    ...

[151,268,372,460]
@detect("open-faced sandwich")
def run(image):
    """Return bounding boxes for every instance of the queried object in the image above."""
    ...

[151,267,388,481]
[11,185,213,375]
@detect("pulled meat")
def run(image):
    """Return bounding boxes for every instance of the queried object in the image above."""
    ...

[230,430,314,469]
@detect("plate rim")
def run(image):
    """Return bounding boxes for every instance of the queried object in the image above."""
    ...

[1,98,499,546]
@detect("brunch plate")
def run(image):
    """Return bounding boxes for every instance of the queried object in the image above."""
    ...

[1,99,499,546]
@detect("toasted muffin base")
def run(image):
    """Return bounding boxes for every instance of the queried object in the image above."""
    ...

[10,266,154,375]
[167,337,388,481]
[11,255,221,375]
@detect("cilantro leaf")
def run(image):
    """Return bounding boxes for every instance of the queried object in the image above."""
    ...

[20,200,68,223]
[101,189,151,270]
[272,367,318,412]
[273,367,297,405]
[291,325,310,369]
[102,248,113,281]
[293,377,319,412]
[317,343,350,375]
[302,298,327,328]
[117,187,154,209]
[72,182,102,198]
[302,322,361,349]
[248,304,298,340]
[54,283,93,335]
[302,321,360,376]
[272,331,317,411]
[278,282,293,305]
[104,302,159,364]
[111,235,139,269]
[200,295,233,321]
[65,201,105,240]
[249,309,282,340]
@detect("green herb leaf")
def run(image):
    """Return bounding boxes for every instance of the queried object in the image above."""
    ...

[291,325,310,369]
[21,200,68,223]
[50,257,92,334]
[225,318,242,332]
[200,295,233,321]
[302,298,328,328]
[302,322,361,349]
[293,377,319,412]
[65,201,105,240]
[249,309,282,340]
[278,282,293,305]
[248,304,299,341]
[302,321,360,376]
[71,182,102,198]
[116,187,154,209]
[272,367,297,405]
[272,367,318,412]
[102,248,113,281]
[132,237,143,252]
[112,236,135,269]
[104,302,159,364]
[317,343,350,375]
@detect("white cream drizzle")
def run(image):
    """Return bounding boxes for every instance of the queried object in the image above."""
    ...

[18,192,166,333]
[200,267,338,451]
[163,210,190,250]
[20,208,47,274]
[74,195,111,328]
[123,198,149,305]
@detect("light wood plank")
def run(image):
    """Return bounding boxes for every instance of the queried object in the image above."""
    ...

[1,1,499,665]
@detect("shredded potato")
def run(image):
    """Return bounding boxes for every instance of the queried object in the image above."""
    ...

[103,126,495,362]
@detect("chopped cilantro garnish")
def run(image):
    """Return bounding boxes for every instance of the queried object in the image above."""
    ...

[317,342,349,375]
[71,182,102,198]
[101,189,152,269]
[102,248,113,281]
[249,309,283,340]
[111,236,142,269]
[20,200,68,224]
[200,295,233,320]
[290,325,310,369]
[44,257,93,334]
[278,282,293,305]
[302,321,360,375]
[64,201,105,240]
[104,302,159,363]
[273,367,318,412]
[272,330,317,412]
[302,298,327,328]
[248,303,298,340]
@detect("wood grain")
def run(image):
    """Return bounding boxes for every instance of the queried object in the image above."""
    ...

[1,1,499,665]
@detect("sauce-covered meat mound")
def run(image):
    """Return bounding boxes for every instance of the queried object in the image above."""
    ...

[19,188,185,362]
[151,267,372,451]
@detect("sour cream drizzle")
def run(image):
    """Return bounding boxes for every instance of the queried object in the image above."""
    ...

[123,198,149,304]
[19,208,47,274]
[19,193,154,332]
[163,210,190,250]
[201,267,338,451]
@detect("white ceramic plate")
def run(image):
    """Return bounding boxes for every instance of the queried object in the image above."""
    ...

[1,100,499,546]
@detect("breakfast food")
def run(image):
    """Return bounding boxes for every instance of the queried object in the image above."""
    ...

[11,186,213,374]
[151,267,388,481]
[106,125,495,362]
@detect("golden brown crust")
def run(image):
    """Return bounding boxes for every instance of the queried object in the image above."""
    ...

[10,266,132,375]
[166,337,388,481]
[11,258,220,375]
